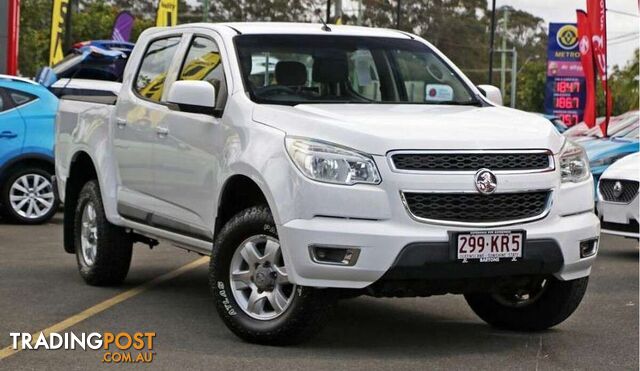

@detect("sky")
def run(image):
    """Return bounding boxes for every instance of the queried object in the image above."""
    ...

[494,0,639,68]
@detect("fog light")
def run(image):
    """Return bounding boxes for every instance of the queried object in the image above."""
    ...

[580,238,598,258]
[309,245,360,266]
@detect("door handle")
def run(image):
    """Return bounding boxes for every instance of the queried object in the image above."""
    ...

[116,118,127,129]
[156,127,169,138]
[0,131,17,139]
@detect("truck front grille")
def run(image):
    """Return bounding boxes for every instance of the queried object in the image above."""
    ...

[402,191,551,224]
[391,152,552,172]
[599,179,639,203]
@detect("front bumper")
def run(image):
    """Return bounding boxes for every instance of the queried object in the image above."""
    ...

[279,210,600,288]
[597,194,639,239]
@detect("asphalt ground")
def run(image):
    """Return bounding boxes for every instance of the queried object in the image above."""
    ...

[0,212,637,370]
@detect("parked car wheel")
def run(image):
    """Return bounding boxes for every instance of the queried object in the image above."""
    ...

[209,205,336,345]
[464,276,589,331]
[74,180,132,286]
[1,167,59,224]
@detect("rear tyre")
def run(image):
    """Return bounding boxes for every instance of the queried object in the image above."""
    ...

[74,180,132,286]
[209,205,336,345]
[464,276,589,331]
[1,167,59,224]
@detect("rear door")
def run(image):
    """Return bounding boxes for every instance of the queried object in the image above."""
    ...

[0,88,27,166]
[113,34,183,219]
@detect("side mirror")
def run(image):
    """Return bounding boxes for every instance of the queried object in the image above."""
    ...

[477,84,503,106]
[167,80,216,115]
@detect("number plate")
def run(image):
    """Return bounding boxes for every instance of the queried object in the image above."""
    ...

[454,230,524,262]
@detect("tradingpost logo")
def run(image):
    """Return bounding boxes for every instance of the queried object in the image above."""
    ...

[9,331,156,364]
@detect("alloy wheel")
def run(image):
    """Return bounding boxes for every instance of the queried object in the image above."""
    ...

[9,174,55,219]
[80,202,98,266]
[229,235,295,320]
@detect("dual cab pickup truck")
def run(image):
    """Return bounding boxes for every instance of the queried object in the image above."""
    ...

[55,22,600,345]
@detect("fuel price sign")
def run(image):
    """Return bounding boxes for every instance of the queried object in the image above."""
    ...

[543,23,587,126]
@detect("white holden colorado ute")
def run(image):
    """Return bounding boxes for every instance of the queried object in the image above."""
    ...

[55,23,600,345]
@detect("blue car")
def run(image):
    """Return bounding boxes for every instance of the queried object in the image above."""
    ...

[582,126,640,182]
[0,75,59,224]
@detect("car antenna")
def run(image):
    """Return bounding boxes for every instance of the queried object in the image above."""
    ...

[314,9,331,32]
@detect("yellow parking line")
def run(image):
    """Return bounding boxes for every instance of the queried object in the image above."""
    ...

[0,256,208,361]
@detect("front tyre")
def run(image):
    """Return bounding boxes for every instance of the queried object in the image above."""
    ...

[74,180,132,286]
[465,276,589,331]
[209,206,335,345]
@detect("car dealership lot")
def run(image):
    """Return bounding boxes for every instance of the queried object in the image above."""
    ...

[0,213,637,370]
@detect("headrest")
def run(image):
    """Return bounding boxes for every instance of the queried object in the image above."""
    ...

[275,61,307,86]
[312,55,348,83]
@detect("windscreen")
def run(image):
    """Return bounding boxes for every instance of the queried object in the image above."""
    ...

[235,35,478,106]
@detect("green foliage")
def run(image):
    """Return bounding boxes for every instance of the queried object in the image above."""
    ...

[516,60,546,112]
[18,0,53,77]
[607,49,639,115]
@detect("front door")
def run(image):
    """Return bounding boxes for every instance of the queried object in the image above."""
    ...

[113,35,183,218]
[151,33,229,239]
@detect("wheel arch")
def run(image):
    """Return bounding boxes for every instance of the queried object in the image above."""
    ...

[214,174,272,237]
[0,153,55,185]
[63,151,99,253]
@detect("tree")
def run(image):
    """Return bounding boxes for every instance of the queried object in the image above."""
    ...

[193,0,323,22]
[516,60,546,112]
[18,0,53,77]
[606,49,639,114]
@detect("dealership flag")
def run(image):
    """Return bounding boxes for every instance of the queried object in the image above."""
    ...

[111,11,135,42]
[156,0,178,27]
[576,10,597,128]
[587,0,613,135]
[49,0,69,66]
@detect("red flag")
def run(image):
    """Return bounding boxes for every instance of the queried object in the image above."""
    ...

[6,0,20,75]
[587,0,613,136]
[577,10,597,128]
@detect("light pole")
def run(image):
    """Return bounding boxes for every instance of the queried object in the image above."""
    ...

[203,0,209,22]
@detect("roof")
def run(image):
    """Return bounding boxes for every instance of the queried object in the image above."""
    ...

[181,22,412,39]
[0,74,39,86]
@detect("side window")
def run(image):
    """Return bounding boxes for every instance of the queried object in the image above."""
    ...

[178,36,227,109]
[8,89,37,107]
[0,91,5,112]
[392,50,468,103]
[134,36,181,102]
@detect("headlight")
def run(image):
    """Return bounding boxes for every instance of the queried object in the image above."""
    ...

[559,140,590,183]
[285,137,381,185]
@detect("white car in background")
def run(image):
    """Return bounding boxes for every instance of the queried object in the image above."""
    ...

[597,153,640,239]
